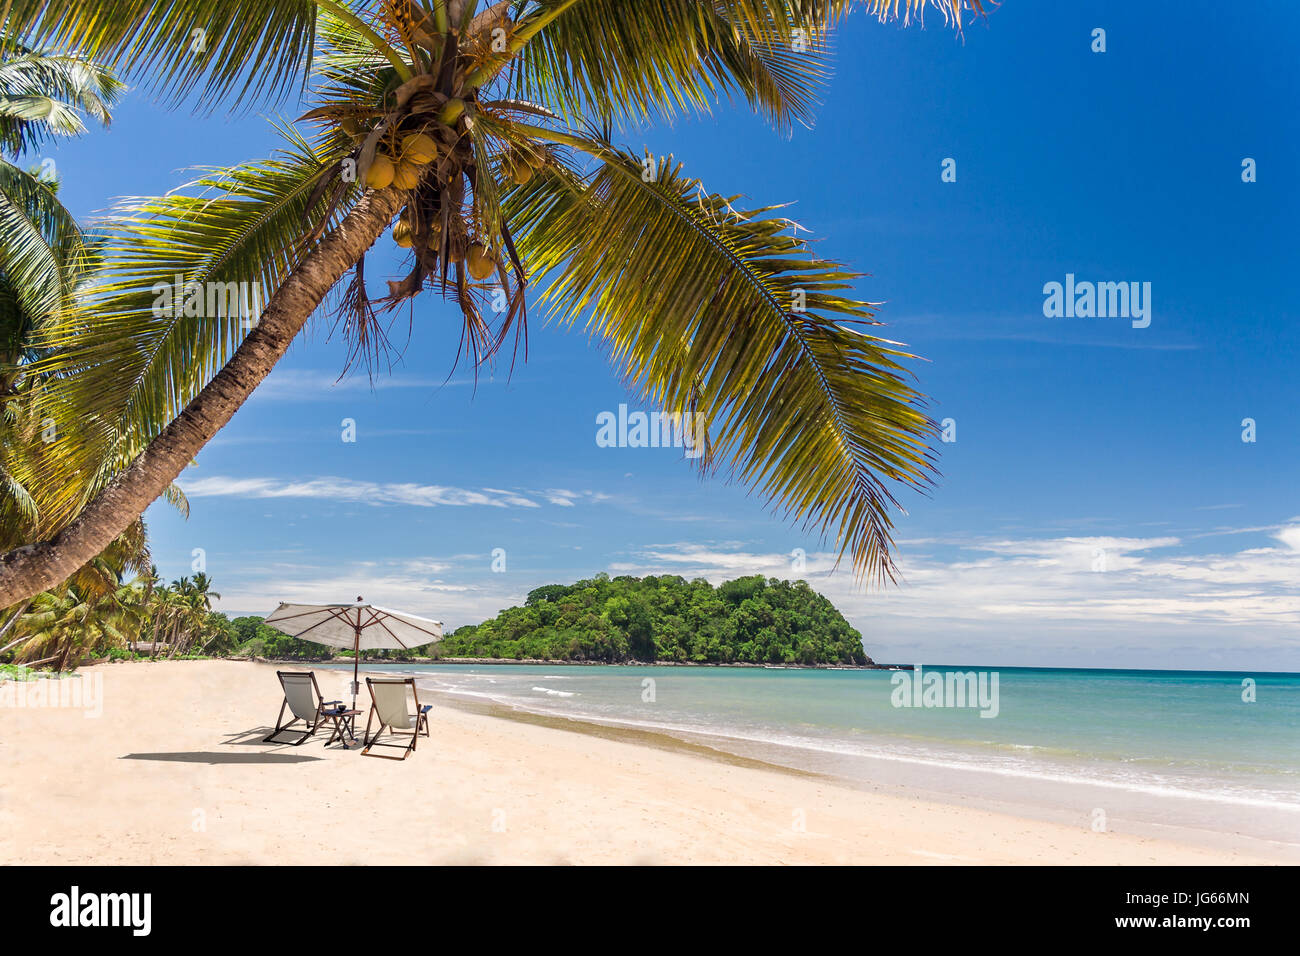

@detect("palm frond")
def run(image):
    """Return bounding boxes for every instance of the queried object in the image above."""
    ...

[0,158,88,320]
[862,0,989,28]
[513,0,988,130]
[506,132,937,582]
[0,47,125,153]
[161,480,189,519]
[514,0,853,131]
[2,0,320,112]
[314,2,399,76]
[25,125,358,527]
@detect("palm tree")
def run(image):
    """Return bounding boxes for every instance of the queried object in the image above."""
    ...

[0,0,985,607]
[149,577,186,657]
[184,571,221,609]
[161,572,220,657]
[7,517,149,669]
[11,579,143,670]
[0,29,190,632]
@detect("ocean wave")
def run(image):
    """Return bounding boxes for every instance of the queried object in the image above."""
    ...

[414,680,1300,813]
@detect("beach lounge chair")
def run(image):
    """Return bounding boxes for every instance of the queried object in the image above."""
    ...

[264,670,340,745]
[361,677,431,760]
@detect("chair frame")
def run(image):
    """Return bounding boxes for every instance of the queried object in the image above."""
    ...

[361,677,431,760]
[264,670,340,745]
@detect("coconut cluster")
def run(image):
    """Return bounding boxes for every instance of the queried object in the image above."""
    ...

[304,0,534,359]
[387,207,494,280]
[359,126,552,292]
[350,105,501,285]
[363,131,440,191]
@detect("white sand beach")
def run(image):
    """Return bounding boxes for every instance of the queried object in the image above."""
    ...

[0,660,1280,865]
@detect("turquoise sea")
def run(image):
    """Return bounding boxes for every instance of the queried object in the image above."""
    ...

[326,662,1300,856]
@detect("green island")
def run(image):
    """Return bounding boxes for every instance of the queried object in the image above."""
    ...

[440,574,872,665]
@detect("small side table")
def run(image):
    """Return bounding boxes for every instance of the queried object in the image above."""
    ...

[322,708,362,749]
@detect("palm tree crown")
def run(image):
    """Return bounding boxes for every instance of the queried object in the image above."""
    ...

[0,1,986,608]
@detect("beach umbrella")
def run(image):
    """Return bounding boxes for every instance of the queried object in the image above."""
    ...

[262,597,443,709]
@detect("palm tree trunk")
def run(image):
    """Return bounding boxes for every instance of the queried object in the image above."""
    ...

[0,598,32,653]
[159,616,177,659]
[0,187,406,607]
[55,633,74,673]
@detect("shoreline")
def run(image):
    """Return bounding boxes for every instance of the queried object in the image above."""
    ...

[0,660,1284,865]
[410,672,1300,864]
[252,656,900,670]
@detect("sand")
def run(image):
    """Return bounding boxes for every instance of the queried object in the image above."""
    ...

[0,660,1278,865]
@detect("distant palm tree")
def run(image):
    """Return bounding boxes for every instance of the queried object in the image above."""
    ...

[8,519,149,669]
[13,580,142,670]
[0,1,985,606]
[163,572,220,657]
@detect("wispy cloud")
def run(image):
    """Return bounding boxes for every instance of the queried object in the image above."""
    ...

[533,488,611,507]
[609,527,1300,667]
[895,313,1201,351]
[214,557,523,624]
[179,476,540,509]
[247,368,479,402]
[210,521,1300,668]
[620,531,1300,627]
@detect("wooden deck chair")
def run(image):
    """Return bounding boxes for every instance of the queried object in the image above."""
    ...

[264,671,339,745]
[361,677,431,760]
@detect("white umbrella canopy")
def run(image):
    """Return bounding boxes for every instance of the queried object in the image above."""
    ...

[262,597,443,708]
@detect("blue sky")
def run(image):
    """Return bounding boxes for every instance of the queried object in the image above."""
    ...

[44,3,1300,669]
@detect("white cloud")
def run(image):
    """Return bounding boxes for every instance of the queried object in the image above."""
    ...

[609,529,1300,668]
[215,557,524,625]
[247,368,476,401]
[533,488,612,507]
[209,523,1300,669]
[1275,525,1300,551]
[179,476,540,509]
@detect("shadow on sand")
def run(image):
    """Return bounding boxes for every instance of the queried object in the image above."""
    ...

[121,751,322,764]
[221,726,311,746]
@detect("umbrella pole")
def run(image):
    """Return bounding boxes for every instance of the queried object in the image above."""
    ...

[352,615,361,711]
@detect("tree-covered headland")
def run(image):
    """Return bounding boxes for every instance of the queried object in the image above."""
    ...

[441,574,872,665]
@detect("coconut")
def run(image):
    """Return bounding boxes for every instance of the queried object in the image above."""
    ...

[521,143,546,169]
[392,219,413,248]
[391,161,421,190]
[364,154,395,189]
[504,153,533,185]
[439,98,465,125]
[401,132,438,166]
[466,243,496,280]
